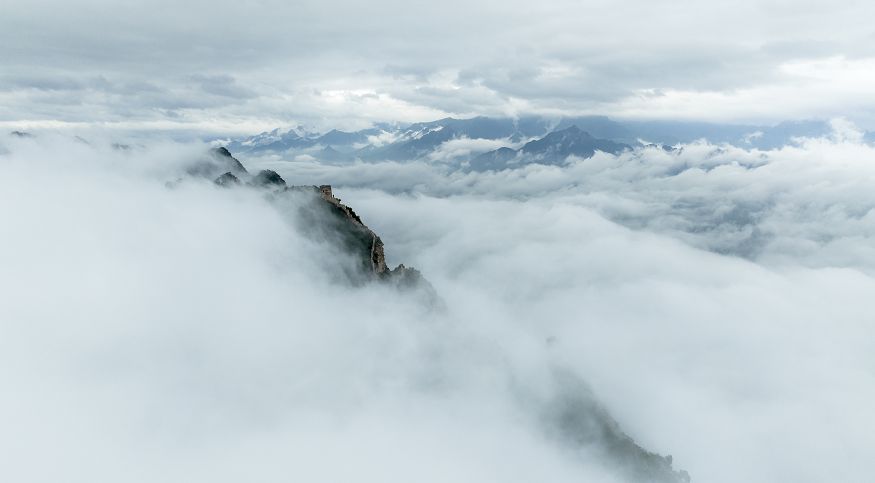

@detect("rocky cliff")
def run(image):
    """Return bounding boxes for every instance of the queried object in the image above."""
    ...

[208,147,432,294]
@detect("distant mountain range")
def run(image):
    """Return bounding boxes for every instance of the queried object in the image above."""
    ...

[471,125,630,171]
[224,116,874,170]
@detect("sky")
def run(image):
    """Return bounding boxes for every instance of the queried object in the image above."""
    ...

[3,0,875,134]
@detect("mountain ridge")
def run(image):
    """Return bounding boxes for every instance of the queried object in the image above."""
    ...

[202,146,692,482]
[204,146,435,293]
[224,115,867,171]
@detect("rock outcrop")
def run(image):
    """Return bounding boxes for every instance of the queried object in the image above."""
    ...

[206,148,433,295]
[188,146,249,179]
[250,169,286,188]
[213,171,241,187]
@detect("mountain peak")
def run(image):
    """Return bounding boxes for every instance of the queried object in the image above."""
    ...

[251,169,287,188]
[548,125,593,139]
[201,148,437,299]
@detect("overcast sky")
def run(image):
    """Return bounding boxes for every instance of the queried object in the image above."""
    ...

[3,0,875,134]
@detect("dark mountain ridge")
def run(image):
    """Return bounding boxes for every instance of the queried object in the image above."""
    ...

[206,147,432,292]
[470,125,630,170]
[195,146,691,483]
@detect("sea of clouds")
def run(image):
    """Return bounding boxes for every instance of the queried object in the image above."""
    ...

[1,127,873,482]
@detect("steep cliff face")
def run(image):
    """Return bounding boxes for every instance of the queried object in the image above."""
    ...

[209,148,432,293]
[317,184,389,274]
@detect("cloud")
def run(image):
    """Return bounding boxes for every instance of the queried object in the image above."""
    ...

[426,136,525,163]
[3,0,875,132]
[0,134,680,483]
[307,136,875,482]
[3,129,873,482]
[189,74,258,100]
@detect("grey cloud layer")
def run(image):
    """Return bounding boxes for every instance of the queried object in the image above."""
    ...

[3,0,875,132]
[2,134,873,482]
[0,136,677,483]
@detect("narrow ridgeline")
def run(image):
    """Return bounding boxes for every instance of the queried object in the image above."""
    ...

[203,147,431,292]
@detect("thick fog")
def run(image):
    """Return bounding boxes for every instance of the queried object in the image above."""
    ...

[1,131,874,482]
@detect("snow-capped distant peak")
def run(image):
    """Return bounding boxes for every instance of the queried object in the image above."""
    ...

[401,125,445,141]
[288,125,323,139]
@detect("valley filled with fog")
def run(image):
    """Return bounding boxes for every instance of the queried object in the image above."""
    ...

[2,127,873,483]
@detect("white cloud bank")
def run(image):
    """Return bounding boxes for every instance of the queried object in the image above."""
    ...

[1,131,874,482]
